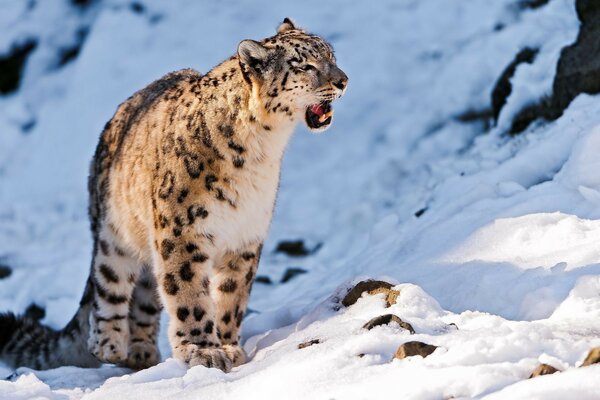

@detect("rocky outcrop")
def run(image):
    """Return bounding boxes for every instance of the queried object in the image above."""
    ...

[394,341,438,360]
[342,280,399,307]
[529,363,560,378]
[362,314,415,334]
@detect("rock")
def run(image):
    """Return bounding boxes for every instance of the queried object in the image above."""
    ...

[517,0,551,10]
[298,339,320,349]
[394,341,438,360]
[0,265,11,280]
[0,39,37,95]
[507,0,600,134]
[24,303,45,321]
[549,0,600,120]
[414,207,427,218]
[581,347,600,367]
[362,314,415,334]
[275,240,312,256]
[529,363,560,378]
[281,267,308,283]
[254,275,272,284]
[341,280,395,307]
[491,47,539,122]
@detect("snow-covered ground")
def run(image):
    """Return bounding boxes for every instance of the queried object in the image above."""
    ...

[1,0,599,398]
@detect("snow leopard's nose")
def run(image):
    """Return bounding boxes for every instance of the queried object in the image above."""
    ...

[331,66,348,91]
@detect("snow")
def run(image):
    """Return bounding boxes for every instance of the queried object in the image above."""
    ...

[1,0,599,398]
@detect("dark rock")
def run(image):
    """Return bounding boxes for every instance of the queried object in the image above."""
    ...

[281,267,308,283]
[414,207,427,218]
[455,108,493,130]
[298,339,320,349]
[491,47,539,122]
[341,280,394,307]
[394,341,438,360]
[275,240,321,257]
[0,39,37,95]
[24,303,45,321]
[71,0,94,7]
[57,28,88,68]
[130,1,145,14]
[0,265,11,280]
[549,0,600,120]
[254,275,272,285]
[529,363,560,378]
[509,101,547,134]
[518,0,551,10]
[362,314,415,334]
[581,347,600,367]
[506,0,600,134]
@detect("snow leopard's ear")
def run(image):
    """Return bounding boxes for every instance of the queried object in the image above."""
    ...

[277,17,297,33]
[238,40,269,75]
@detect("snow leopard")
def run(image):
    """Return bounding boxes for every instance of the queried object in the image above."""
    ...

[0,18,347,372]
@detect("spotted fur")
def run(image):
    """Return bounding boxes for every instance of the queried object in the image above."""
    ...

[0,18,347,372]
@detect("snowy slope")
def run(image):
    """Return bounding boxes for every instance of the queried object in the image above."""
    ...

[1,0,600,398]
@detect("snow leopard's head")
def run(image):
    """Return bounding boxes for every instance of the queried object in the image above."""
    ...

[238,18,348,133]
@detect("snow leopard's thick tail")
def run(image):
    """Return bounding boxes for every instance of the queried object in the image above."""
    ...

[0,278,100,370]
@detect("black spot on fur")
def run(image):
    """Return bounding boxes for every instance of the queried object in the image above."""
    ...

[204,320,214,334]
[163,273,179,295]
[221,312,231,324]
[218,279,237,293]
[161,239,176,261]
[233,156,245,168]
[24,303,45,321]
[177,188,189,203]
[174,215,185,227]
[190,328,201,336]
[158,171,175,199]
[218,124,234,137]
[184,156,204,179]
[173,227,182,237]
[192,253,209,263]
[185,243,198,253]
[193,307,205,321]
[241,252,255,261]
[223,331,232,340]
[99,240,111,256]
[187,204,209,224]
[204,174,218,190]
[106,293,127,304]
[202,276,210,291]
[227,140,245,154]
[245,268,254,285]
[139,303,159,315]
[177,307,190,322]
[159,214,169,228]
[99,264,119,283]
[179,262,194,281]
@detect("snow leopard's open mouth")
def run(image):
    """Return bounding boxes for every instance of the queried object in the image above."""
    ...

[305,101,333,131]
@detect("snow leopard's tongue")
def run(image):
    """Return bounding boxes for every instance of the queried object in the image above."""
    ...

[310,103,325,117]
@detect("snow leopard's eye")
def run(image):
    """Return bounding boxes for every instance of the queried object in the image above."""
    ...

[300,64,317,72]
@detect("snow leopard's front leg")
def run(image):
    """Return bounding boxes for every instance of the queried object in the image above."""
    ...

[155,232,232,372]
[213,243,262,367]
